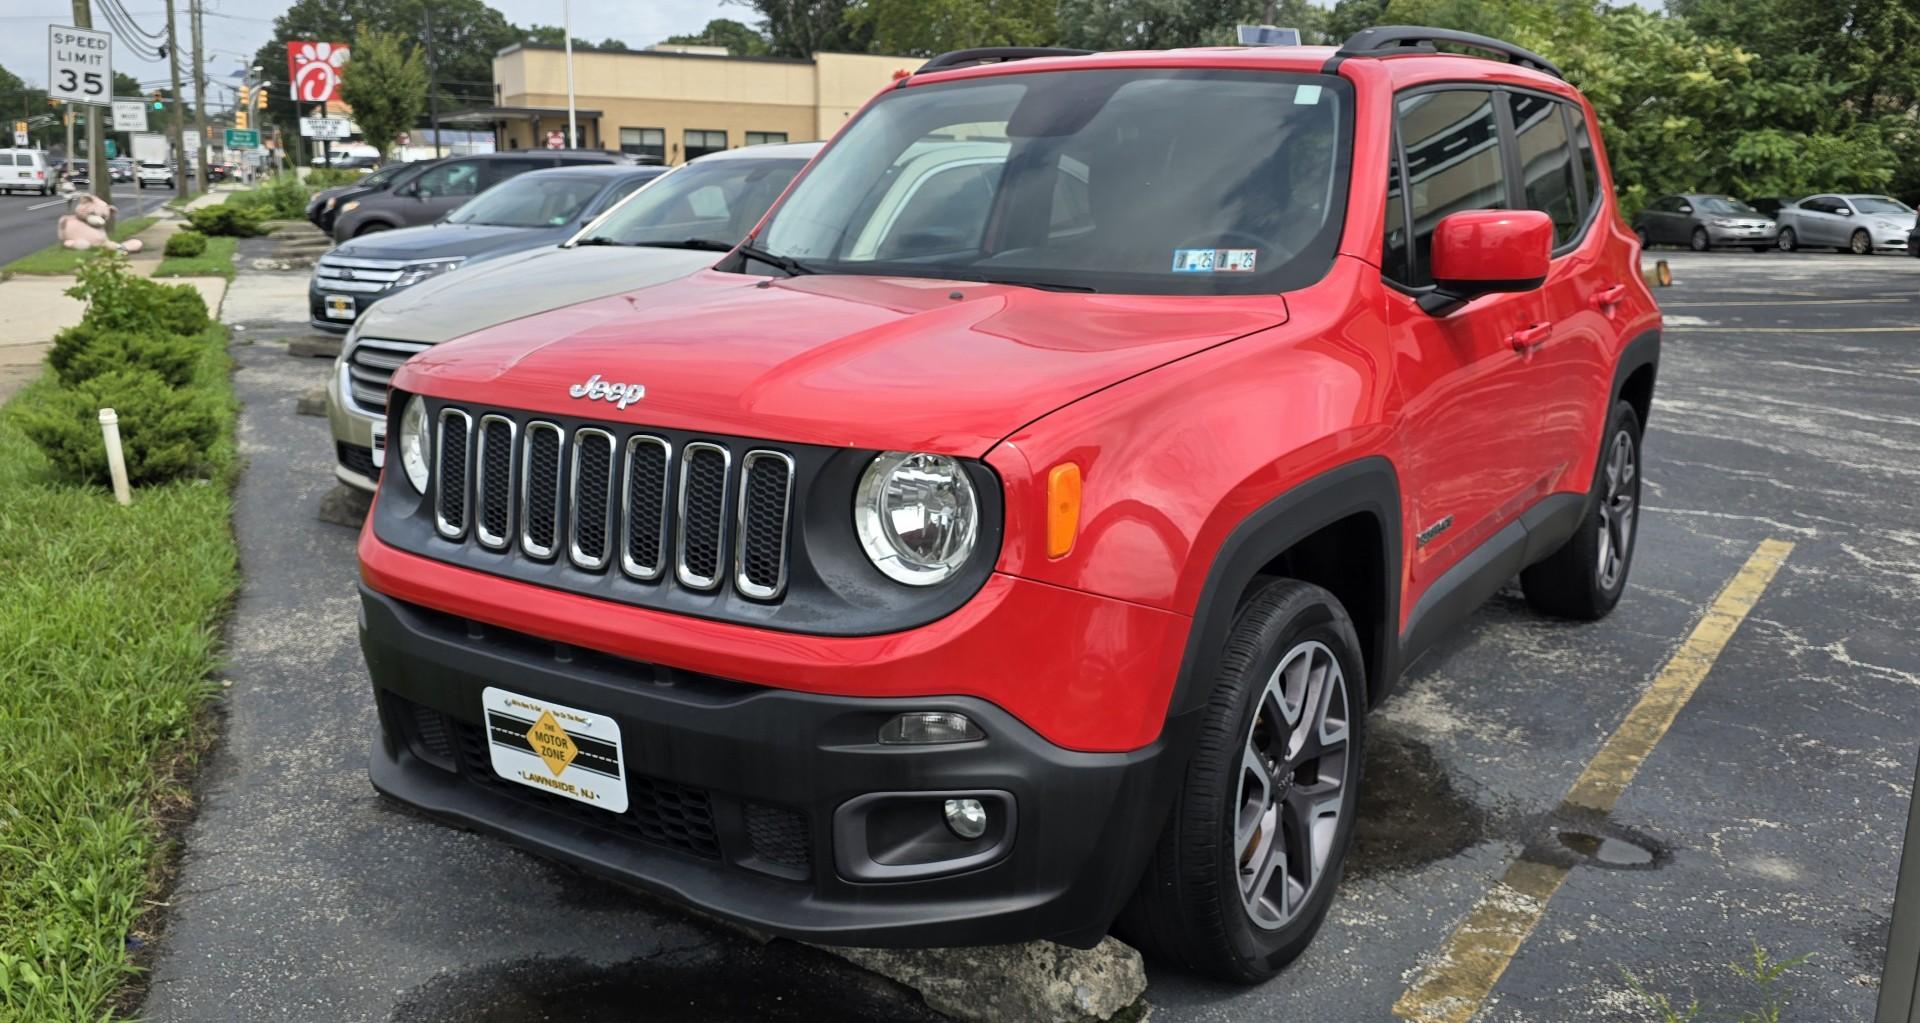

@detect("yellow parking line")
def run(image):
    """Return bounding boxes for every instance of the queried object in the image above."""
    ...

[1392,538,1794,1023]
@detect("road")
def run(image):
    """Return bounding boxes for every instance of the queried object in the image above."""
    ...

[140,249,1920,1021]
[0,186,173,266]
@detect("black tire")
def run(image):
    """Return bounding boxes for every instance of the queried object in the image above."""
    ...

[1850,229,1872,255]
[1634,226,1650,248]
[354,221,392,237]
[1777,227,1796,251]
[1521,400,1643,620]
[1117,579,1366,983]
[1689,227,1710,252]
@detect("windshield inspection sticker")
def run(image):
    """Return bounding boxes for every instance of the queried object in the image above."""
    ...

[1295,84,1323,105]
[1172,248,1258,273]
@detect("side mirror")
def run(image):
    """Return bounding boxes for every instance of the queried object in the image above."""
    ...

[1421,209,1554,316]
[1838,207,1853,216]
[1677,204,1693,214]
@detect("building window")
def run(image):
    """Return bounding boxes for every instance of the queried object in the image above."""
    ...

[619,127,665,164]
[744,131,788,147]
[684,129,727,161]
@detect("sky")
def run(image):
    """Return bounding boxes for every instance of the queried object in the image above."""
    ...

[1,0,724,99]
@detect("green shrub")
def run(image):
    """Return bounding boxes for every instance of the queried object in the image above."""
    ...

[11,368,223,486]
[226,174,309,220]
[306,167,365,188]
[65,255,212,336]
[164,230,208,257]
[185,204,262,237]
[47,325,201,388]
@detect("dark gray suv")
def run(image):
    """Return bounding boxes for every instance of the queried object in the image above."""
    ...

[330,150,627,241]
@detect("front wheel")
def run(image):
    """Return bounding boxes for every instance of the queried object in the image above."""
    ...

[1521,400,1643,620]
[1777,227,1797,251]
[1689,227,1710,252]
[1118,579,1365,983]
[1850,229,1872,255]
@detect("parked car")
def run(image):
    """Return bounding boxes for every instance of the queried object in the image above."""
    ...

[0,148,54,195]
[331,150,628,241]
[137,161,173,189]
[326,141,821,491]
[308,160,427,234]
[355,31,1660,981]
[311,164,669,331]
[1749,196,1792,218]
[1632,193,1776,251]
[1775,194,1917,254]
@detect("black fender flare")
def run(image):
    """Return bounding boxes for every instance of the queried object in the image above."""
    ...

[1611,328,1661,423]
[1164,455,1403,722]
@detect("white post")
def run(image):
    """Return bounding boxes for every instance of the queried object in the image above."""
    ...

[98,408,132,506]
[563,0,577,149]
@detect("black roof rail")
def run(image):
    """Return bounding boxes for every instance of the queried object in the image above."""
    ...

[914,47,1093,75]
[1327,25,1563,79]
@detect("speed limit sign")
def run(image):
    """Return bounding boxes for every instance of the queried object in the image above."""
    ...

[48,26,112,105]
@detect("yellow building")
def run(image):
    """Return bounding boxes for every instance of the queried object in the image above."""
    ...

[452,44,918,162]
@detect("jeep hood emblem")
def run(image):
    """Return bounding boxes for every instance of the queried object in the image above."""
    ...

[568,374,646,410]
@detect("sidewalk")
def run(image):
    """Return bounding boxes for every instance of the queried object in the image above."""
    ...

[0,204,230,405]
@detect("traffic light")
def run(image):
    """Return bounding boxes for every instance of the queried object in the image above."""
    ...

[256,91,268,109]
[49,98,61,108]
[235,108,247,129]
[151,90,165,111]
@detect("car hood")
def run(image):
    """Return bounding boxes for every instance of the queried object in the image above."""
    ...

[356,245,721,345]
[393,269,1289,456]
[333,222,568,262]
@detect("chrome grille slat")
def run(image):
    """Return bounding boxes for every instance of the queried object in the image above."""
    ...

[427,406,793,603]
[568,429,616,570]
[474,415,516,550]
[434,409,471,539]
[343,337,434,418]
[620,436,671,581]
[520,423,565,560]
[676,443,730,591]
[736,451,795,600]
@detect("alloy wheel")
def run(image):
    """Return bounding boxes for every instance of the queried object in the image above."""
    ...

[1851,230,1871,255]
[1690,228,1709,252]
[1234,640,1351,931]
[1777,228,1795,251]
[1595,429,1637,592]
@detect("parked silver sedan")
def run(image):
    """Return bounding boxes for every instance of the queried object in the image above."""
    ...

[1775,194,1916,254]
[1632,193,1776,251]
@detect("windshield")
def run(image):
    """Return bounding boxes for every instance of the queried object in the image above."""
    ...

[753,69,1350,294]
[577,158,809,246]
[362,163,407,189]
[1697,197,1758,215]
[1853,196,1913,215]
[446,175,605,228]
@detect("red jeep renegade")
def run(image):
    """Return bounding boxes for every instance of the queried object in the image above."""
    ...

[358,26,1660,981]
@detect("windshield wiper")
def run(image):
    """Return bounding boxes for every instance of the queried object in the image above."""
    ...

[571,236,629,247]
[633,238,814,276]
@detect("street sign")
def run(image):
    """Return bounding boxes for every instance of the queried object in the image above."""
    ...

[48,26,112,105]
[181,131,200,154]
[110,100,146,131]
[12,130,25,147]
[105,139,116,157]
[299,116,350,140]
[545,130,565,150]
[224,128,261,150]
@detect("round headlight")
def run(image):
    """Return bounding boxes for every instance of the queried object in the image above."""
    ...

[399,395,430,493]
[854,452,978,586]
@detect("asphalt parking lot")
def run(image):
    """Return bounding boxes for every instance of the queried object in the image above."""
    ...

[140,248,1920,1022]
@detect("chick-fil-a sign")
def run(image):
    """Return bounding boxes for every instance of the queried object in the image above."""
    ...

[287,41,349,103]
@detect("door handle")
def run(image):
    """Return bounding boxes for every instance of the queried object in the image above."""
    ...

[1510,322,1553,351]
[1589,284,1627,310]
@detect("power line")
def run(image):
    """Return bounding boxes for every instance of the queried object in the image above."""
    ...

[100,0,169,44]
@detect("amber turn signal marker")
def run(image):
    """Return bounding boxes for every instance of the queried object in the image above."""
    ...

[1047,463,1082,559]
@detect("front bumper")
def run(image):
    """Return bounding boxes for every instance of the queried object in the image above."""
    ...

[1705,223,1777,246]
[361,585,1184,947]
[325,357,379,492]
[309,276,397,334]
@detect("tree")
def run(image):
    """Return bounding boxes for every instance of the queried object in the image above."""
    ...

[661,17,771,56]
[1055,0,1271,51]
[337,28,427,161]
[523,24,594,49]
[733,0,873,57]
[113,72,142,99]
[597,38,631,51]
[847,0,1057,56]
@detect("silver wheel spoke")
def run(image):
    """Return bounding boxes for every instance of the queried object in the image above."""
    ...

[1235,640,1351,931]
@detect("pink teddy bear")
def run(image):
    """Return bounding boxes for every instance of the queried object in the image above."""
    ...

[57,193,144,254]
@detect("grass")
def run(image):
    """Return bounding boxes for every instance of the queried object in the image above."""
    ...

[0,323,238,1021]
[153,236,238,279]
[2,218,159,276]
[1624,943,1814,1023]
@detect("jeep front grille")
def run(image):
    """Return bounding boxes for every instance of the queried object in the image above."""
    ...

[432,406,795,603]
[343,337,432,417]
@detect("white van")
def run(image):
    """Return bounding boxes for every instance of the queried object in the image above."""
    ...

[0,149,54,196]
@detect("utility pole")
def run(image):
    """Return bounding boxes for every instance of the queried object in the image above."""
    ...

[563,0,576,149]
[424,5,441,158]
[164,0,188,199]
[71,0,109,201]
[190,0,208,194]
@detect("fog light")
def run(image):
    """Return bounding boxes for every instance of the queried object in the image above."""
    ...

[944,798,988,840]
[879,711,983,745]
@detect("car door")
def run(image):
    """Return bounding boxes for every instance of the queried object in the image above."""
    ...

[1384,87,1554,598]
[408,159,485,224]
[1642,196,1676,243]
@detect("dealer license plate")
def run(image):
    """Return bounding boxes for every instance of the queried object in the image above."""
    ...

[480,686,628,813]
[324,294,356,320]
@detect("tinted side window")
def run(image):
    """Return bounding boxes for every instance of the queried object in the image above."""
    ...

[1511,93,1578,244]
[1383,132,1410,283]
[482,159,548,186]
[1398,89,1507,288]
[1572,113,1603,213]
[414,160,481,198]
